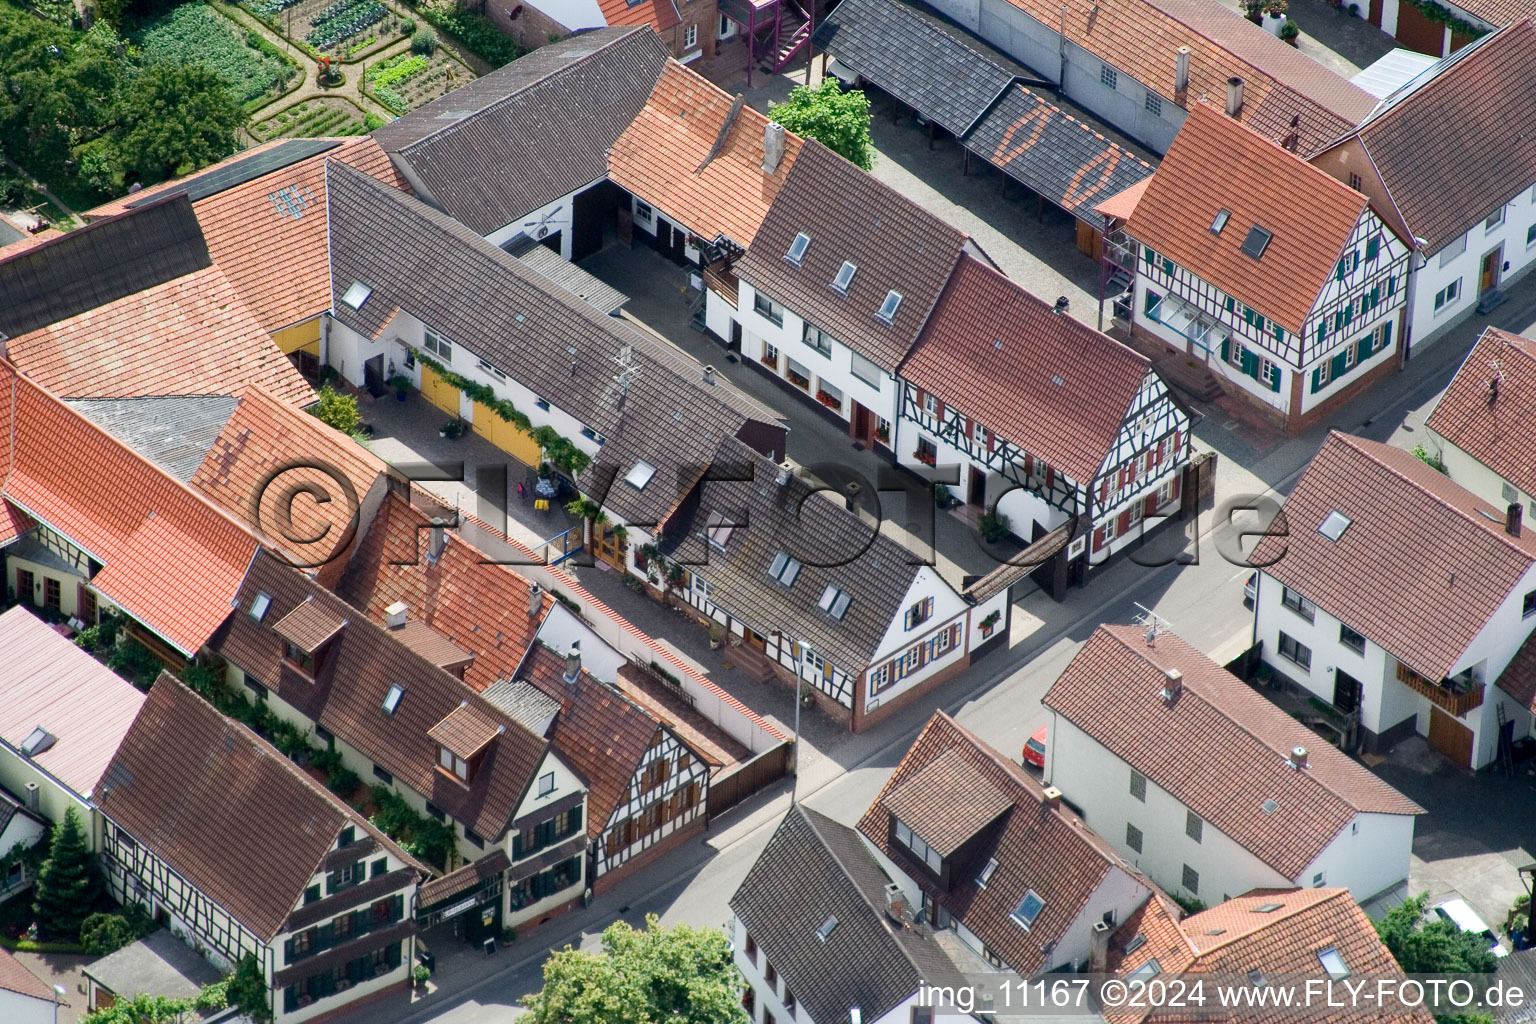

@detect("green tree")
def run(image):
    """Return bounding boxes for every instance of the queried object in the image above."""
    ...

[82,993,199,1024]
[768,78,874,170]
[523,915,748,1024]
[113,62,241,185]
[311,385,361,434]
[33,805,103,941]
[80,912,135,954]
[225,954,271,1023]
[1377,894,1497,1024]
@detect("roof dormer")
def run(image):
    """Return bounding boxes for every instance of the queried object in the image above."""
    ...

[272,596,347,676]
[428,700,504,786]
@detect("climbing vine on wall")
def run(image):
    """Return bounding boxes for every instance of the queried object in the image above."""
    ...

[1401,0,1488,40]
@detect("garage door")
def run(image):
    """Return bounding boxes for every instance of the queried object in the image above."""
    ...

[421,365,461,416]
[1428,706,1474,767]
[1395,1,1446,55]
[473,401,543,466]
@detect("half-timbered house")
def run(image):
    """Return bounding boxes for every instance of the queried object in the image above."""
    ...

[1118,102,1410,434]
[897,255,1191,590]
[628,435,1008,732]
[97,676,424,1024]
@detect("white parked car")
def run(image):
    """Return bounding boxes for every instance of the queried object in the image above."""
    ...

[1433,898,1507,957]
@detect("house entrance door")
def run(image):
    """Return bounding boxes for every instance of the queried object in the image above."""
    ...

[1427,706,1474,767]
[1480,245,1503,293]
[969,466,987,506]
[850,401,873,443]
[1333,669,1362,714]
[363,354,385,397]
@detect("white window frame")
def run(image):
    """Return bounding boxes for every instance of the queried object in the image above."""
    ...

[1434,279,1461,312]
[804,324,834,358]
[683,23,698,49]
[423,328,452,362]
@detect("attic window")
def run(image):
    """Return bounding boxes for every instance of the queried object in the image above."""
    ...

[1318,948,1349,979]
[767,550,802,586]
[20,727,55,757]
[1240,226,1273,260]
[816,916,838,943]
[1011,889,1045,929]
[1123,933,1147,954]
[624,460,656,490]
[249,592,271,621]
[831,261,857,294]
[977,858,998,887]
[341,281,372,309]
[818,584,851,620]
[1319,510,1352,541]
[705,510,738,550]
[786,232,811,265]
[1130,959,1162,980]
[1211,209,1231,235]
[382,684,405,716]
[1249,969,1266,987]
[1262,798,1279,814]
[1254,902,1284,913]
[876,290,903,323]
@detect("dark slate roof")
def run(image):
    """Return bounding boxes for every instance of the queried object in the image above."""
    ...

[730,806,966,1024]
[512,242,628,315]
[736,141,968,371]
[210,550,554,843]
[964,86,1155,220]
[96,675,422,942]
[661,435,928,674]
[82,928,224,1001]
[0,195,209,338]
[372,27,668,234]
[325,161,781,530]
[68,395,239,481]
[814,0,1019,136]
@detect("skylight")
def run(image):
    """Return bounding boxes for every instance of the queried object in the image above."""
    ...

[786,232,811,265]
[1254,902,1284,913]
[977,858,998,887]
[341,281,372,309]
[1261,798,1279,814]
[624,460,656,491]
[1123,933,1147,954]
[1318,948,1349,979]
[1130,959,1161,980]
[1211,209,1231,235]
[816,916,838,943]
[1011,889,1045,929]
[705,510,737,550]
[767,550,802,586]
[1249,969,1266,987]
[818,584,852,620]
[20,727,55,757]
[382,684,405,715]
[249,592,272,622]
[1319,510,1352,541]
[831,261,857,294]
[1240,226,1273,260]
[876,290,902,323]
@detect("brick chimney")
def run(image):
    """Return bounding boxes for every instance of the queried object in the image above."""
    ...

[1508,502,1523,537]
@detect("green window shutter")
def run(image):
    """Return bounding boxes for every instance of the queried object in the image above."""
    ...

[1343,304,1352,326]
[1163,258,1175,275]
[1366,237,1379,260]
[1255,314,1266,332]
[1317,322,1327,345]
[1331,351,1349,380]
[1382,320,1393,349]
[1144,290,1161,320]
[1274,323,1284,341]
[1240,347,1258,379]
[1311,366,1324,393]
[1220,337,1230,363]
[1358,334,1373,362]
[1336,260,1346,281]
[1268,364,1282,393]
[1144,247,1155,266]
[1243,306,1255,326]
[512,833,523,859]
[1387,275,1396,296]
[1224,296,1235,313]
[1352,251,1361,270]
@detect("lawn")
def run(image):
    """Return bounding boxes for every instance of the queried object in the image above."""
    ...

[132,2,293,105]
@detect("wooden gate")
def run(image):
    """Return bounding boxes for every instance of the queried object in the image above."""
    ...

[421,365,461,416]
[1428,706,1474,767]
[472,401,542,466]
[706,743,792,820]
[1395,1,1446,55]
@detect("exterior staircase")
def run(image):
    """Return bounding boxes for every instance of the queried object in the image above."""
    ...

[771,10,810,70]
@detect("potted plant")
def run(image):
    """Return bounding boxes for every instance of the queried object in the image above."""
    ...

[708,624,725,650]
[439,419,463,439]
[1242,0,1264,22]
[1280,19,1300,43]
[979,610,1002,638]
[388,374,411,402]
[978,507,1011,544]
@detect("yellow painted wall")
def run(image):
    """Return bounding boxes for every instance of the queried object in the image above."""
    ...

[271,318,322,356]
[421,365,461,416]
[8,558,84,619]
[472,401,542,466]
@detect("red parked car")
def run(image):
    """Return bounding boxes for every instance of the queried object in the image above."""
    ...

[1023,725,1047,769]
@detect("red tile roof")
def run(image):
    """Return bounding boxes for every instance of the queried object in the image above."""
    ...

[87,138,408,333]
[597,0,680,32]
[1328,21,1536,255]
[97,675,422,942]
[1253,432,1536,681]
[609,62,804,247]
[1094,176,1152,221]
[900,253,1152,483]
[336,492,551,693]
[1000,0,1375,154]
[272,595,349,652]
[0,363,259,655]
[0,606,147,800]
[0,946,57,1003]
[858,711,1150,975]
[1425,327,1536,498]
[1046,625,1421,878]
[1126,102,1371,334]
[5,264,314,404]
[190,386,387,572]
[0,502,32,548]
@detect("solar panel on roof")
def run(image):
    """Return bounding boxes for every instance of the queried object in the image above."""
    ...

[125,139,341,208]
